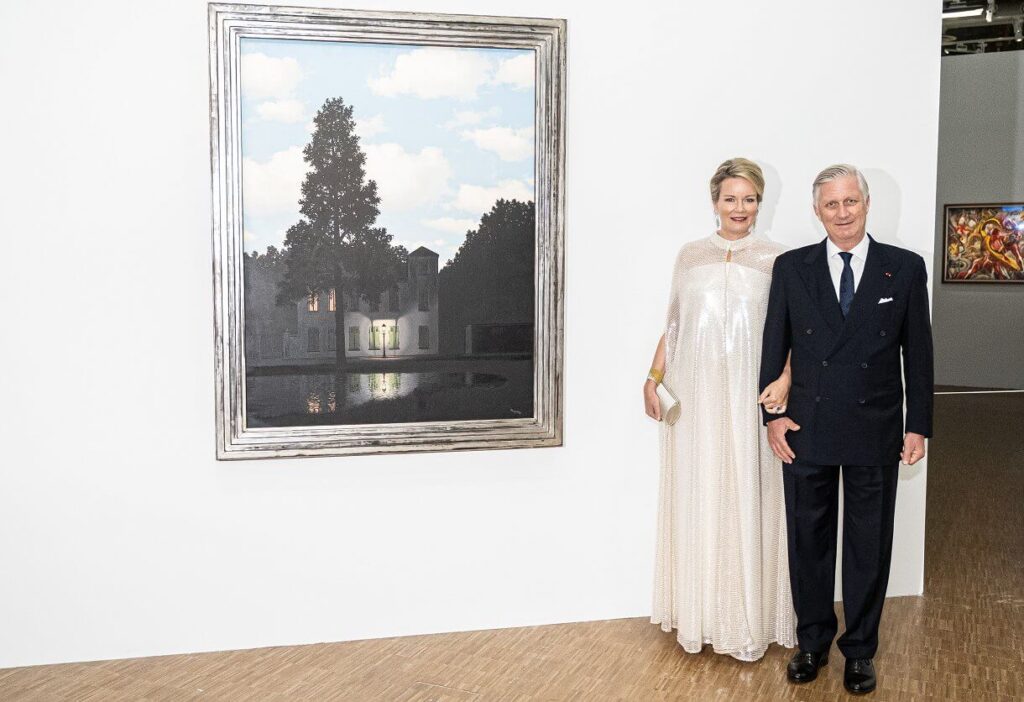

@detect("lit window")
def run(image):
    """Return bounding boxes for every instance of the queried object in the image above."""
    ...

[328,288,336,312]
[307,292,319,312]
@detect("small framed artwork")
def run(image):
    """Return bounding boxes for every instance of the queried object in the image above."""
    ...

[942,203,1024,283]
[209,4,565,458]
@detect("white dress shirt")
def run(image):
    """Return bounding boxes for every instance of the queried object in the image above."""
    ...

[826,235,870,300]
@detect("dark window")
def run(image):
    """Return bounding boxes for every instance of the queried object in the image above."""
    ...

[418,325,430,350]
[418,286,430,311]
[307,327,320,352]
[348,326,360,351]
[389,288,400,312]
[327,329,336,351]
[369,294,380,313]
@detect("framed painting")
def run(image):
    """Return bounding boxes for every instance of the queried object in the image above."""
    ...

[209,3,565,458]
[942,203,1024,283]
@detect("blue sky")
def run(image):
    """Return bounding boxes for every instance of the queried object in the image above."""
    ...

[240,38,535,267]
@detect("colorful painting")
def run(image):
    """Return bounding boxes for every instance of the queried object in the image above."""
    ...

[943,203,1024,283]
[209,5,565,458]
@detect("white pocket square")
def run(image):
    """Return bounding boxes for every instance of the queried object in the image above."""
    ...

[878,297,893,304]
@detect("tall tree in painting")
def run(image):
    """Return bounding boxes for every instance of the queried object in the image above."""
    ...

[438,199,535,353]
[277,97,404,367]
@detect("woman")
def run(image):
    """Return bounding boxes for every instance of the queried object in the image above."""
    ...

[645,158,796,661]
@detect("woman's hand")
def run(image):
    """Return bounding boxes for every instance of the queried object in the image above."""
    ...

[644,379,662,421]
[758,372,791,415]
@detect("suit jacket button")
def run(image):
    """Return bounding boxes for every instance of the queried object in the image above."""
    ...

[857,398,866,404]
[815,396,821,402]
[879,330,887,337]
[822,360,829,367]
[805,328,813,335]
[861,362,868,369]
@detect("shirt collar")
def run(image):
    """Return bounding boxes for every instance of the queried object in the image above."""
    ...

[826,233,870,261]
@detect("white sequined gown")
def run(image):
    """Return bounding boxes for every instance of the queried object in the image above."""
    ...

[652,231,797,661]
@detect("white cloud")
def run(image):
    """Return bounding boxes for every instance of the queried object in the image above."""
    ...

[461,126,534,162]
[255,99,306,123]
[421,217,478,234]
[369,48,493,100]
[363,143,452,211]
[444,107,501,129]
[242,146,306,217]
[493,54,535,89]
[241,53,303,100]
[354,114,386,139]
[452,179,533,215]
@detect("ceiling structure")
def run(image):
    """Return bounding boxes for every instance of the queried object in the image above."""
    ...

[943,1,1024,54]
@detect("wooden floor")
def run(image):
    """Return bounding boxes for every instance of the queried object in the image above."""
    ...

[2,393,1021,701]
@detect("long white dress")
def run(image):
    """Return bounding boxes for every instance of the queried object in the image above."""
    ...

[652,231,797,661]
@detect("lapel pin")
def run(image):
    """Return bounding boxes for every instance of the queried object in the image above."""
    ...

[884,271,892,278]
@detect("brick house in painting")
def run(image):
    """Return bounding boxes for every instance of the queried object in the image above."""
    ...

[245,246,440,365]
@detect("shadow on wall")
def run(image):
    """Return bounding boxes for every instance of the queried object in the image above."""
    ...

[757,160,783,240]
[864,169,928,265]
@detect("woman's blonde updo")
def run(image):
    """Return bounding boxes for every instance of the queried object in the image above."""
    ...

[709,158,765,204]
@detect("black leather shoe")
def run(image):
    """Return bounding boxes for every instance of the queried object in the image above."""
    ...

[844,658,877,694]
[787,649,829,683]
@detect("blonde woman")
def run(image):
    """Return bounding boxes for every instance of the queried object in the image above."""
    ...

[645,158,796,661]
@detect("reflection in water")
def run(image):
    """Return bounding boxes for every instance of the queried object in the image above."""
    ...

[309,373,403,413]
[247,369,520,426]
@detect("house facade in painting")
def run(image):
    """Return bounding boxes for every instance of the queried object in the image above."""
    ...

[245,247,439,365]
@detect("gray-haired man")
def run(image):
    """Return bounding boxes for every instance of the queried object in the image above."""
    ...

[758,165,934,695]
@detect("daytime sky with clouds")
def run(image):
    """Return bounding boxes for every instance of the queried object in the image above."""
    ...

[240,38,535,267]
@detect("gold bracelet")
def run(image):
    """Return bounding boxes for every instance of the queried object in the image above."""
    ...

[647,367,664,384]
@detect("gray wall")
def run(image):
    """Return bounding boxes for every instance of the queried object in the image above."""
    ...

[933,51,1024,389]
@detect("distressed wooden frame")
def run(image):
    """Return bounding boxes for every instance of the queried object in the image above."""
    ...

[209,3,566,459]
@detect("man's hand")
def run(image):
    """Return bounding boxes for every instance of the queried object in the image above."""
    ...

[768,417,800,464]
[901,432,926,465]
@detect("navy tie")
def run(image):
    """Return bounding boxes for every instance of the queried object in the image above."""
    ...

[838,251,854,318]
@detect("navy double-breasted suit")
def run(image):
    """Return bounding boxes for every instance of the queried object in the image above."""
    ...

[759,235,933,461]
[758,234,934,660]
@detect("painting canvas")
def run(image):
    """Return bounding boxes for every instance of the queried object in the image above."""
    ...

[943,203,1024,283]
[209,5,565,458]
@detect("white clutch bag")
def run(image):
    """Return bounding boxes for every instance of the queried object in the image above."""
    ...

[657,382,681,426]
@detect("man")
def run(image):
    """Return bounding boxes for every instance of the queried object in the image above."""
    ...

[759,164,933,695]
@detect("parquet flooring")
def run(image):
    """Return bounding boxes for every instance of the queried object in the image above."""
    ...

[1,393,1021,701]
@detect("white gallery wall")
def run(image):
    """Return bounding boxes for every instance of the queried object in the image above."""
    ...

[0,0,940,668]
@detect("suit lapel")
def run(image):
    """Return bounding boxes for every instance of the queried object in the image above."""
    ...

[797,239,844,335]
[830,235,892,351]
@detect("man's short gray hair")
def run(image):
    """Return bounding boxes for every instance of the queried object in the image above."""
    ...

[812,164,870,203]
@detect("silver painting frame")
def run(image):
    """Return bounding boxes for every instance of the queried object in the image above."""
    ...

[209,3,565,459]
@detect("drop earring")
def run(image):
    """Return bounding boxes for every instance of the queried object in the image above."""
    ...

[714,213,722,231]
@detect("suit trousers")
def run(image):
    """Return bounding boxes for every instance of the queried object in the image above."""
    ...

[782,460,899,659]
